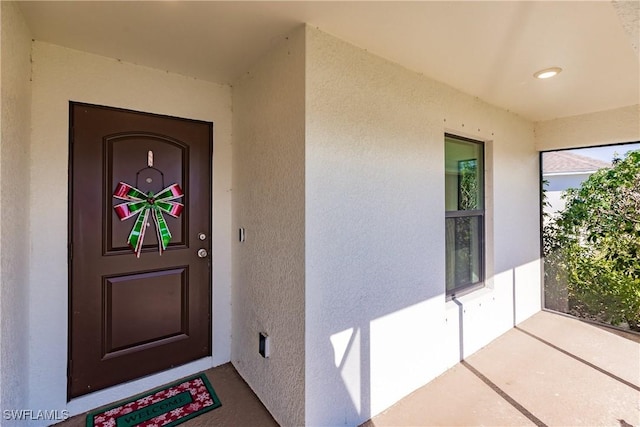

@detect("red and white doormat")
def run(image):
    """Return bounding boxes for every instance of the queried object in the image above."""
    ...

[86,373,221,427]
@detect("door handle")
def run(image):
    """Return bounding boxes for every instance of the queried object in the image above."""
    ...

[197,248,208,258]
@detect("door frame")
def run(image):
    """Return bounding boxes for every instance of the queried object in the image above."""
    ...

[26,52,233,419]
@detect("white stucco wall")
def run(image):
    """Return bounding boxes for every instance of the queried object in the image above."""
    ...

[535,105,640,151]
[28,42,232,422]
[305,27,541,425]
[0,2,32,423]
[231,27,306,427]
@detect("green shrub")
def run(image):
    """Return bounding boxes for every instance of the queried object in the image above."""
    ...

[543,150,640,331]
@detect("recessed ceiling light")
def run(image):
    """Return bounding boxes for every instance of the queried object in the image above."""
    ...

[534,67,562,79]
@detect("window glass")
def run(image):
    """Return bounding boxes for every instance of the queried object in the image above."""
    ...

[446,216,482,291]
[445,137,483,212]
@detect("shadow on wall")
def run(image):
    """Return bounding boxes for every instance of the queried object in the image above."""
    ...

[327,326,370,424]
[309,259,540,426]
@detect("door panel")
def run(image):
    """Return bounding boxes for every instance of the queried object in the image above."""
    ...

[69,103,212,399]
[104,268,188,354]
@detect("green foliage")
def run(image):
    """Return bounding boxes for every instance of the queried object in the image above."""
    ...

[459,160,479,210]
[544,150,640,331]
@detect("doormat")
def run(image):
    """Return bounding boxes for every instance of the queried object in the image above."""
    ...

[86,373,221,427]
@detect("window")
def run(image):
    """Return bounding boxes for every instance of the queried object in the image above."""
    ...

[445,134,484,296]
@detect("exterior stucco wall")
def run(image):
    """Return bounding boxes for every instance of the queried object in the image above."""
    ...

[535,105,640,151]
[28,41,232,422]
[231,27,306,427]
[0,2,32,423]
[305,27,541,425]
[543,173,592,216]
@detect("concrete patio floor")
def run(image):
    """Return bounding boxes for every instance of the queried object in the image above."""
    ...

[363,310,640,427]
[57,310,639,427]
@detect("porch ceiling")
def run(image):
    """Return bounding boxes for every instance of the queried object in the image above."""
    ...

[17,1,640,122]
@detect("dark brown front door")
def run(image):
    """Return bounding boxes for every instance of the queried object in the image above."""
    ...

[69,103,212,398]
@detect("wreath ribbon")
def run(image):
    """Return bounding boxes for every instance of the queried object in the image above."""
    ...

[113,182,184,257]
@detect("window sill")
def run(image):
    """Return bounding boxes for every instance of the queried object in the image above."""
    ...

[445,282,485,301]
[445,285,493,307]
